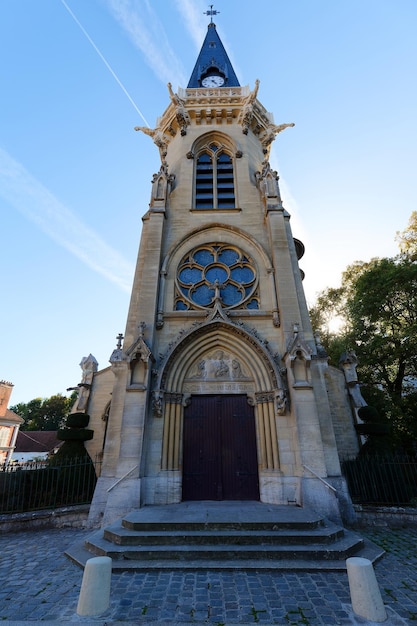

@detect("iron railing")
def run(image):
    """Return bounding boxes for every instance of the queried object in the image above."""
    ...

[342,455,417,506]
[0,457,101,514]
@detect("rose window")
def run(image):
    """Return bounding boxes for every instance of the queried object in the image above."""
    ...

[175,244,259,310]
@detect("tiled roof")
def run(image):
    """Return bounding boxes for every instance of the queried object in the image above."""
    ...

[0,409,24,425]
[14,431,62,453]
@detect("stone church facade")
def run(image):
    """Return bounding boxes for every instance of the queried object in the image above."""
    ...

[77,21,360,528]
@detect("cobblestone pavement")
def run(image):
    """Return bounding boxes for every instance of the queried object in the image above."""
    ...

[0,526,416,625]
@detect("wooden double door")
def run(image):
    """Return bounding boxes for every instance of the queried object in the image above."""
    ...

[182,395,259,501]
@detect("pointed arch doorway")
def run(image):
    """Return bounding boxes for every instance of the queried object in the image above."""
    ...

[182,394,260,501]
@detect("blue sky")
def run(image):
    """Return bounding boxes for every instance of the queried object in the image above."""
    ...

[1,0,416,405]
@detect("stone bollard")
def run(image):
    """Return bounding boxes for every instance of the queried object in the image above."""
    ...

[346,557,387,622]
[77,556,112,616]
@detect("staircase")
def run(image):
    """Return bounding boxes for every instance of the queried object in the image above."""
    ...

[65,501,384,572]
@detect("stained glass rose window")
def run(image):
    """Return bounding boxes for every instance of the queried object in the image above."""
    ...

[175,244,259,310]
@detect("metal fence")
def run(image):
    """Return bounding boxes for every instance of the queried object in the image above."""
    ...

[0,457,101,514]
[342,455,417,506]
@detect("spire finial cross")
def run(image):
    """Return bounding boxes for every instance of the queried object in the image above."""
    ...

[204,5,219,23]
[116,333,124,349]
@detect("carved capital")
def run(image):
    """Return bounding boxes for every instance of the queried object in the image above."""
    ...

[165,392,184,405]
[255,391,274,404]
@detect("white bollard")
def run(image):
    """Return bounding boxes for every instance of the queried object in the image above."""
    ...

[346,557,387,622]
[77,556,112,616]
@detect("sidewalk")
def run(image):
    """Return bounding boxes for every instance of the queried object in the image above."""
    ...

[0,526,415,624]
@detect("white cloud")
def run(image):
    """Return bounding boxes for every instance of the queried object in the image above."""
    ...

[105,0,187,88]
[0,148,134,292]
[172,0,206,50]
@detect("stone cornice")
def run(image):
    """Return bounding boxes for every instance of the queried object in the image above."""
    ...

[155,88,274,139]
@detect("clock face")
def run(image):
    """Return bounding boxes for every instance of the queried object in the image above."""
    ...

[202,75,225,87]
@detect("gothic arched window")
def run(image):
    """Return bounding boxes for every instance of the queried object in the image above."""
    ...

[195,143,235,209]
[175,243,259,311]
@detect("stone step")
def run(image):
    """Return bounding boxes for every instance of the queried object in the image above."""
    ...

[121,503,324,532]
[85,529,364,562]
[66,535,383,572]
[64,502,385,572]
[103,524,344,546]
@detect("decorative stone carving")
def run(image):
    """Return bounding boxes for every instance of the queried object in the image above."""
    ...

[152,390,164,418]
[275,389,287,415]
[255,160,284,212]
[127,323,152,364]
[285,324,313,388]
[255,391,275,404]
[134,125,170,159]
[259,122,295,153]
[126,323,155,387]
[272,310,280,327]
[109,333,128,365]
[339,351,359,384]
[79,354,98,385]
[247,394,256,407]
[150,161,175,206]
[189,350,249,381]
[156,310,164,329]
[239,79,260,134]
[165,392,184,404]
[76,354,98,412]
[339,350,367,411]
[182,393,191,407]
[157,318,283,393]
[167,82,191,135]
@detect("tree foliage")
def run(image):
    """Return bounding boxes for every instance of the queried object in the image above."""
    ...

[396,210,417,260]
[347,256,417,399]
[10,393,77,431]
[310,214,417,452]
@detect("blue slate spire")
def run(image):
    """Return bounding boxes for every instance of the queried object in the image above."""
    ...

[187,22,240,88]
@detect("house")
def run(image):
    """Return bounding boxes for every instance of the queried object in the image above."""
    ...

[13,430,63,463]
[0,381,24,465]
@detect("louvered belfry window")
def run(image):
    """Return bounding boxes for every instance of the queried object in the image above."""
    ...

[195,143,235,209]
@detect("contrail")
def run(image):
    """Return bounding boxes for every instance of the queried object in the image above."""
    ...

[61,0,150,127]
[0,148,134,293]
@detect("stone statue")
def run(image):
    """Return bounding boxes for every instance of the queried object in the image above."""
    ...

[259,122,295,151]
[214,351,229,378]
[240,79,260,134]
[79,354,98,385]
[167,83,190,135]
[134,126,169,158]
[76,354,98,411]
[231,359,243,378]
[339,351,367,410]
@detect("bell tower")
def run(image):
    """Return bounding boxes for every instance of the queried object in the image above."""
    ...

[85,15,357,527]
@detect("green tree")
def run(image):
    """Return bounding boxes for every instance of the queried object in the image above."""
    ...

[310,253,417,452]
[10,393,77,431]
[396,210,417,260]
[347,256,417,399]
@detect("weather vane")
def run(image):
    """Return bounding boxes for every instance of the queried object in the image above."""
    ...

[204,5,220,23]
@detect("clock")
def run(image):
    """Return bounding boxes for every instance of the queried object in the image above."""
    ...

[202,75,225,87]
